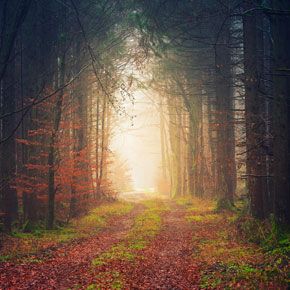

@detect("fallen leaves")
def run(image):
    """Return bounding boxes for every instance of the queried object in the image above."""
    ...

[0,198,288,289]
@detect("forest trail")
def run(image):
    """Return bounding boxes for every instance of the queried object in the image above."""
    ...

[120,201,200,289]
[0,204,144,289]
[0,198,287,289]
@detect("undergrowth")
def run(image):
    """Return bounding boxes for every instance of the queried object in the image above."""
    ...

[215,197,236,212]
[181,196,289,288]
[0,201,133,261]
[235,213,290,258]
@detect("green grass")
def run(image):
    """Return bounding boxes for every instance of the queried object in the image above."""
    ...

[92,199,168,268]
[200,262,267,289]
[0,255,12,262]
[1,201,134,261]
[186,214,219,222]
[89,271,124,290]
[92,243,135,266]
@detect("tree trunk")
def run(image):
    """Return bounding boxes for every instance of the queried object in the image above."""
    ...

[243,1,269,218]
[0,58,18,233]
[47,54,66,230]
[272,0,290,225]
[215,20,236,203]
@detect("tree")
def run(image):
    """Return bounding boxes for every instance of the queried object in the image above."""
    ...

[272,0,290,225]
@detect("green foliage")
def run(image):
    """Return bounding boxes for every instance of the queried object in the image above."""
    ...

[236,213,290,257]
[200,262,264,289]
[0,255,12,262]
[12,226,77,243]
[200,275,222,289]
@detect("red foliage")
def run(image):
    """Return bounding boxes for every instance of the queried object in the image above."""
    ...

[15,87,95,221]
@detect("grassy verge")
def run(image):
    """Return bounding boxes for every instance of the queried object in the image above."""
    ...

[180,196,289,288]
[90,199,168,289]
[0,201,133,261]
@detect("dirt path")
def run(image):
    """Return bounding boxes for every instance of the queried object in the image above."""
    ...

[0,199,288,289]
[0,204,144,289]
[121,201,199,289]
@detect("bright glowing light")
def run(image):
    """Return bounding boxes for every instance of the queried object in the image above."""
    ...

[112,89,161,191]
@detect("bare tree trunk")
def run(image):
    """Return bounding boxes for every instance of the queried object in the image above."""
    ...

[97,96,107,197]
[47,53,66,229]
[243,1,268,218]
[95,95,100,199]
[159,98,167,180]
[0,57,18,233]
[272,0,290,225]
[215,19,236,203]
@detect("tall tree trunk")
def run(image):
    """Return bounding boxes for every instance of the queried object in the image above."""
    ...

[272,0,290,225]
[95,95,100,198]
[47,54,66,230]
[159,99,167,180]
[0,57,18,233]
[215,19,236,203]
[97,96,107,197]
[70,41,84,218]
[243,1,269,218]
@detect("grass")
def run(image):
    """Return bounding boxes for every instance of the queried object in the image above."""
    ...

[0,255,12,262]
[90,199,168,289]
[87,271,124,290]
[1,201,134,261]
[186,214,219,222]
[200,263,265,289]
[182,197,289,288]
[175,196,215,213]
[76,202,133,234]
[91,199,167,264]
[92,243,135,266]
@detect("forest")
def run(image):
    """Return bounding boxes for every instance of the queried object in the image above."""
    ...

[0,0,289,289]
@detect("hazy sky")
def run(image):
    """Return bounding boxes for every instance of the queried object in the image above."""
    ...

[112,90,161,190]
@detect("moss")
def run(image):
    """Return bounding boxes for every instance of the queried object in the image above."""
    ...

[92,243,135,266]
[3,201,134,261]
[92,199,167,268]
[93,271,124,290]
[215,198,235,212]
[0,255,12,262]
[186,214,219,223]
[86,285,97,290]
[129,239,147,250]
[200,262,266,289]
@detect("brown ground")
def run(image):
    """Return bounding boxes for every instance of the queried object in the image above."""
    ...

[0,199,288,290]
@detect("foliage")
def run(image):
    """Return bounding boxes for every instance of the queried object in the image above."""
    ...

[235,213,290,257]
[184,198,289,288]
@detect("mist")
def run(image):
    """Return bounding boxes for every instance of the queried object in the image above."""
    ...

[112,90,161,190]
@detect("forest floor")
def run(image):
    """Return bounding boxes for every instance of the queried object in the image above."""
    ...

[0,197,289,289]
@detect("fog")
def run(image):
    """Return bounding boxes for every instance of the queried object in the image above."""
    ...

[112,90,161,191]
